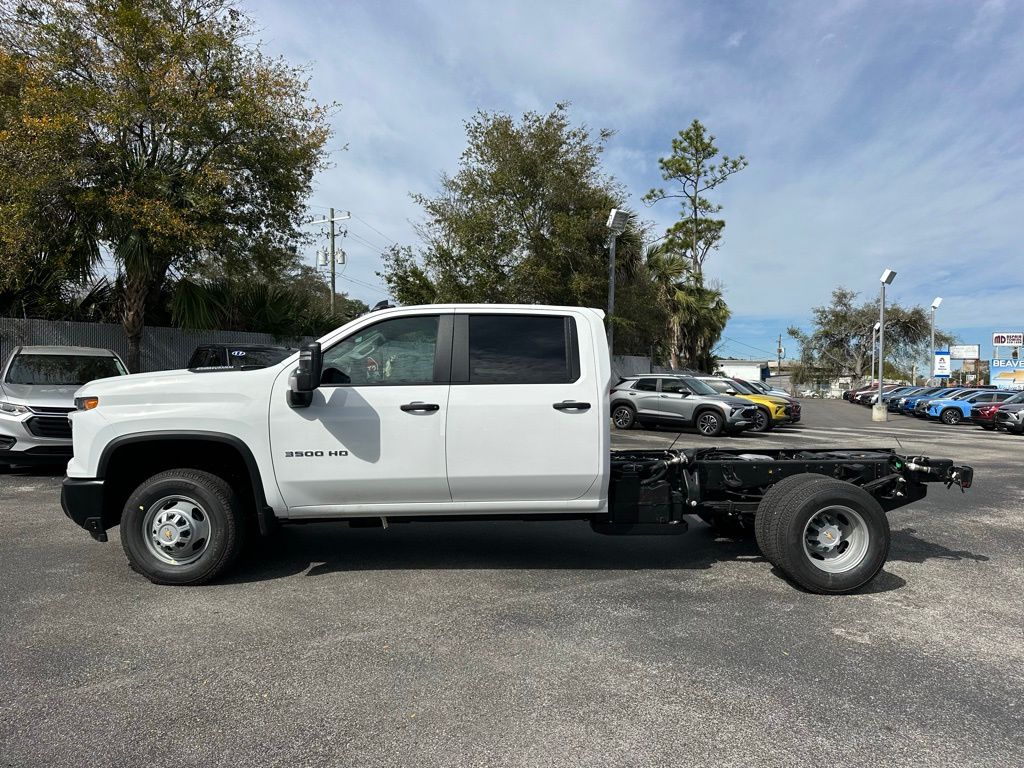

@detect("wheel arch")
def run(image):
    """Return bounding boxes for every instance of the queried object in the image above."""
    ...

[98,431,274,535]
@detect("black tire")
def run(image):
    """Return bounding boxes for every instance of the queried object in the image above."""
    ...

[980,424,994,431]
[940,408,962,425]
[120,469,246,586]
[694,408,724,437]
[611,404,636,430]
[749,407,774,433]
[754,474,825,567]
[760,476,890,594]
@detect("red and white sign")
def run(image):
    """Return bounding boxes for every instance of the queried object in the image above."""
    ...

[992,332,1023,346]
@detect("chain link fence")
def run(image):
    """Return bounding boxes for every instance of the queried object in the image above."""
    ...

[0,317,305,373]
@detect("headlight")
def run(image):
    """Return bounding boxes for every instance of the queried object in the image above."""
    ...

[75,396,99,411]
[0,400,29,415]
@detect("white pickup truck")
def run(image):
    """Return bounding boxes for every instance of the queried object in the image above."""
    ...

[62,304,973,593]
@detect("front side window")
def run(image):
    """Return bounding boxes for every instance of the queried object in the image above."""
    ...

[702,379,730,395]
[660,379,689,394]
[6,354,126,385]
[321,315,439,386]
[468,315,574,384]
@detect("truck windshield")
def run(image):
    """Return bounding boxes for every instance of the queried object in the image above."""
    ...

[6,354,127,385]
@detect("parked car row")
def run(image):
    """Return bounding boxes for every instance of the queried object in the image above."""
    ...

[845,382,1024,434]
[610,374,802,437]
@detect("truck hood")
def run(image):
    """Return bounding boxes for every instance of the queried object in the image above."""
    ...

[0,382,79,407]
[75,366,283,403]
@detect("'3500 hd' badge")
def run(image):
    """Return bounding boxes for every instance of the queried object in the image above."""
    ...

[284,450,349,457]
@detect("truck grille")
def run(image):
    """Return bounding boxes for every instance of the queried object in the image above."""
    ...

[25,415,72,439]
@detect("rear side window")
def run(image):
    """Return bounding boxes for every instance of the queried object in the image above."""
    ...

[633,378,658,392]
[467,315,578,384]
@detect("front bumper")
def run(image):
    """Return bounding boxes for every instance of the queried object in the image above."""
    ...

[0,411,73,463]
[61,477,112,541]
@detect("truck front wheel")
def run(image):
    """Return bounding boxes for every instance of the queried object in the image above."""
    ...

[757,475,890,594]
[120,469,246,586]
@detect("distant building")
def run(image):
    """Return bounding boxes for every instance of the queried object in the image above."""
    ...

[714,359,771,382]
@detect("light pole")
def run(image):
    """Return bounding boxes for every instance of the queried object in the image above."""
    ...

[605,208,630,354]
[870,321,880,387]
[929,297,942,382]
[873,269,897,422]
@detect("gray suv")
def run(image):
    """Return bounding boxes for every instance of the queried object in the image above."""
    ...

[610,375,758,436]
[0,346,128,465]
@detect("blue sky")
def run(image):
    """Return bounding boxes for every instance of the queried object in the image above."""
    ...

[249,0,1023,361]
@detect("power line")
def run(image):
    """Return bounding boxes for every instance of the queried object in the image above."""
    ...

[352,214,399,247]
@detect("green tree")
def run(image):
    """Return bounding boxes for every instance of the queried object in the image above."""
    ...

[645,243,730,370]
[643,119,747,280]
[0,0,330,369]
[788,288,955,385]
[379,104,661,354]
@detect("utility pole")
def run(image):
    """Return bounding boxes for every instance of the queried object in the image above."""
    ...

[776,334,783,380]
[309,209,351,313]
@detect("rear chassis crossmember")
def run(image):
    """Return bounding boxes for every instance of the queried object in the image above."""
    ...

[600,447,973,533]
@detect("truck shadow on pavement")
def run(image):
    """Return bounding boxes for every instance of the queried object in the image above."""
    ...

[224,519,985,593]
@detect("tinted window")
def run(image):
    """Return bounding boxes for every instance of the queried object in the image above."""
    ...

[633,378,658,392]
[226,347,291,369]
[661,379,689,394]
[468,316,573,384]
[322,315,439,386]
[6,354,126,385]
[702,379,731,394]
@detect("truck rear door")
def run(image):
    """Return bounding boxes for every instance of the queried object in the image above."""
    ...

[444,311,603,503]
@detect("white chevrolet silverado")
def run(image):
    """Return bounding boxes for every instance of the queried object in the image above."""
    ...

[62,304,973,593]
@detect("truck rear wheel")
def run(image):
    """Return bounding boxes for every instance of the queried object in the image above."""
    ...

[120,469,246,586]
[754,474,824,566]
[758,475,890,594]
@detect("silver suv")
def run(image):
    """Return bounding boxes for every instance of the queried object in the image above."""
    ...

[610,375,758,436]
[0,346,128,465]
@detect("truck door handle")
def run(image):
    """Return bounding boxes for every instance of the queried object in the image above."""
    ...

[552,401,591,411]
[400,402,440,412]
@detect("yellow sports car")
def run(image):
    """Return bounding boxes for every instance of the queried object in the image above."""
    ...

[696,376,793,432]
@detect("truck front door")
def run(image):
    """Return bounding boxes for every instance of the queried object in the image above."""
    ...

[269,312,452,512]
[444,311,603,504]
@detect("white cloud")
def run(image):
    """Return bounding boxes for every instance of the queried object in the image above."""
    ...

[244,0,1023,342]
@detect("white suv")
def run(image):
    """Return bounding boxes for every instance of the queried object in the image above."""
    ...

[0,346,128,465]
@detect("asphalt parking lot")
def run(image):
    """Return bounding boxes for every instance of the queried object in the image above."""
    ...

[1,399,1021,767]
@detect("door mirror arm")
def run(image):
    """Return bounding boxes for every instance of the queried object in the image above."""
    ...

[288,342,323,409]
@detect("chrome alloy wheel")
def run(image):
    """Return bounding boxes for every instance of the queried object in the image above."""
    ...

[802,505,869,573]
[697,412,721,435]
[143,495,213,566]
[612,406,633,429]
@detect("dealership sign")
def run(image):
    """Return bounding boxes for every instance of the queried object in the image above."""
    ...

[990,359,1024,389]
[992,332,1023,346]
[934,350,951,378]
[949,344,980,360]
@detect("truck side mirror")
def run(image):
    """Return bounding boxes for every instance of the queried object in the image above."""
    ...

[288,342,322,408]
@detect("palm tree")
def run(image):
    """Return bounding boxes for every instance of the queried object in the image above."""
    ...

[645,243,730,370]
